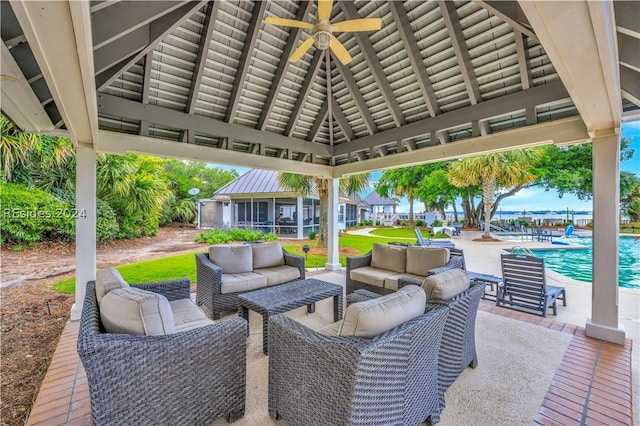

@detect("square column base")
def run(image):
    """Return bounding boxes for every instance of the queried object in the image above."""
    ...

[585,318,626,345]
[70,303,82,321]
[324,263,342,271]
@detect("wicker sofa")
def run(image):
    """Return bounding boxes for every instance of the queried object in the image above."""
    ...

[196,241,305,319]
[346,243,465,296]
[77,275,248,425]
[268,286,450,426]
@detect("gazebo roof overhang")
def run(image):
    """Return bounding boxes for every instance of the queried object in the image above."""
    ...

[2,1,638,178]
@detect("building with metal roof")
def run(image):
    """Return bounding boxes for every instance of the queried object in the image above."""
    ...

[198,168,365,235]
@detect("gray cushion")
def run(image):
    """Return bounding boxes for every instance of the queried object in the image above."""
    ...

[95,267,129,304]
[349,267,389,289]
[370,243,407,273]
[254,265,301,286]
[252,242,285,269]
[339,285,426,338]
[220,272,267,294]
[100,287,175,336]
[406,247,450,276]
[422,269,470,300]
[209,244,253,274]
[169,299,214,333]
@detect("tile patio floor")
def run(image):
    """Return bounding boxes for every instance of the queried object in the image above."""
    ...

[26,301,633,426]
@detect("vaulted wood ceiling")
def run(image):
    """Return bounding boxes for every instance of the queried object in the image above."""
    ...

[2,1,638,177]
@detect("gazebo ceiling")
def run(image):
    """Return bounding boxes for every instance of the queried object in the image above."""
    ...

[2,1,639,177]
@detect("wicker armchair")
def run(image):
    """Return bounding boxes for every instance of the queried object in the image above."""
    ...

[268,306,450,426]
[196,247,305,319]
[78,280,248,425]
[398,279,485,412]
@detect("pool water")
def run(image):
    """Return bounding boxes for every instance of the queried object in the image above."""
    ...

[529,236,639,289]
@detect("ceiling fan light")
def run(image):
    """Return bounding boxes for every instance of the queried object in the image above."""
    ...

[313,31,331,50]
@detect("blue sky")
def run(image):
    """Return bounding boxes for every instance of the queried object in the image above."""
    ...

[211,122,640,213]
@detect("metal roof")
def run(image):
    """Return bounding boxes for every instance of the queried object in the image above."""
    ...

[363,191,397,206]
[215,168,290,195]
[1,1,638,177]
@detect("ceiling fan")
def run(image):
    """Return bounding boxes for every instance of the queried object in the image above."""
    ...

[264,0,382,65]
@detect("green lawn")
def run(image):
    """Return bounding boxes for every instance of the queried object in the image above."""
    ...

[367,228,417,238]
[52,234,400,294]
[53,252,199,294]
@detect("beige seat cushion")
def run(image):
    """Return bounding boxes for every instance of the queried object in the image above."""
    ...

[169,299,214,333]
[383,273,425,291]
[95,267,129,304]
[349,267,389,289]
[254,265,300,286]
[100,287,175,336]
[252,242,285,269]
[209,244,253,274]
[220,272,267,294]
[339,285,426,338]
[370,243,407,273]
[406,247,450,276]
[422,269,470,300]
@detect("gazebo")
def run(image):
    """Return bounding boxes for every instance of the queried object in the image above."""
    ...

[1,0,637,344]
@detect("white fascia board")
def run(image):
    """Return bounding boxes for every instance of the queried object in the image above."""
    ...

[519,1,621,137]
[333,117,590,177]
[97,130,334,178]
[0,42,54,132]
[10,1,96,145]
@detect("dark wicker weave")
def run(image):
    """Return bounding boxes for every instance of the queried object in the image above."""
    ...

[346,248,466,296]
[195,248,305,319]
[358,279,485,418]
[268,306,450,426]
[78,280,248,426]
[238,278,343,354]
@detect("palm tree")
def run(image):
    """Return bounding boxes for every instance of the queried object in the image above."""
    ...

[0,114,39,180]
[376,167,424,228]
[277,172,370,248]
[448,149,543,239]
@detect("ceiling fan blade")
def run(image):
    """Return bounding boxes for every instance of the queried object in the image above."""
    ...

[333,18,382,33]
[264,17,314,30]
[289,37,315,62]
[317,0,333,21]
[329,35,352,65]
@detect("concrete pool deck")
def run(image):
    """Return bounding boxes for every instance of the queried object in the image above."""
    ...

[347,226,640,421]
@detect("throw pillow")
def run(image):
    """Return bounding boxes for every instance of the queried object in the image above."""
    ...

[95,267,129,304]
[406,247,450,276]
[370,243,407,273]
[339,285,426,338]
[422,269,470,300]
[209,244,253,274]
[252,241,285,269]
[100,287,175,336]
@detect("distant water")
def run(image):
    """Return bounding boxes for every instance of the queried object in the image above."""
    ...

[443,210,595,226]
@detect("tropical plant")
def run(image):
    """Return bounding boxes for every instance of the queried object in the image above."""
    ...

[277,172,370,247]
[0,114,39,180]
[375,167,423,228]
[448,149,544,239]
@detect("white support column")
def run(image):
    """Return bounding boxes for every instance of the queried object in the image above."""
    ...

[296,197,303,239]
[70,143,97,321]
[325,178,341,271]
[585,134,625,344]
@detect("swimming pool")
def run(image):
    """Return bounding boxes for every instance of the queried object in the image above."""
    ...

[528,236,639,289]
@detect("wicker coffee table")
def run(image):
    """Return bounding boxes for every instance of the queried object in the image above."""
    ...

[237,278,343,354]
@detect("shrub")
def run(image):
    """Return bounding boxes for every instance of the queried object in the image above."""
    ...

[415,220,424,227]
[263,232,279,242]
[308,230,316,240]
[96,199,119,242]
[432,220,442,227]
[195,227,266,244]
[0,183,75,246]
